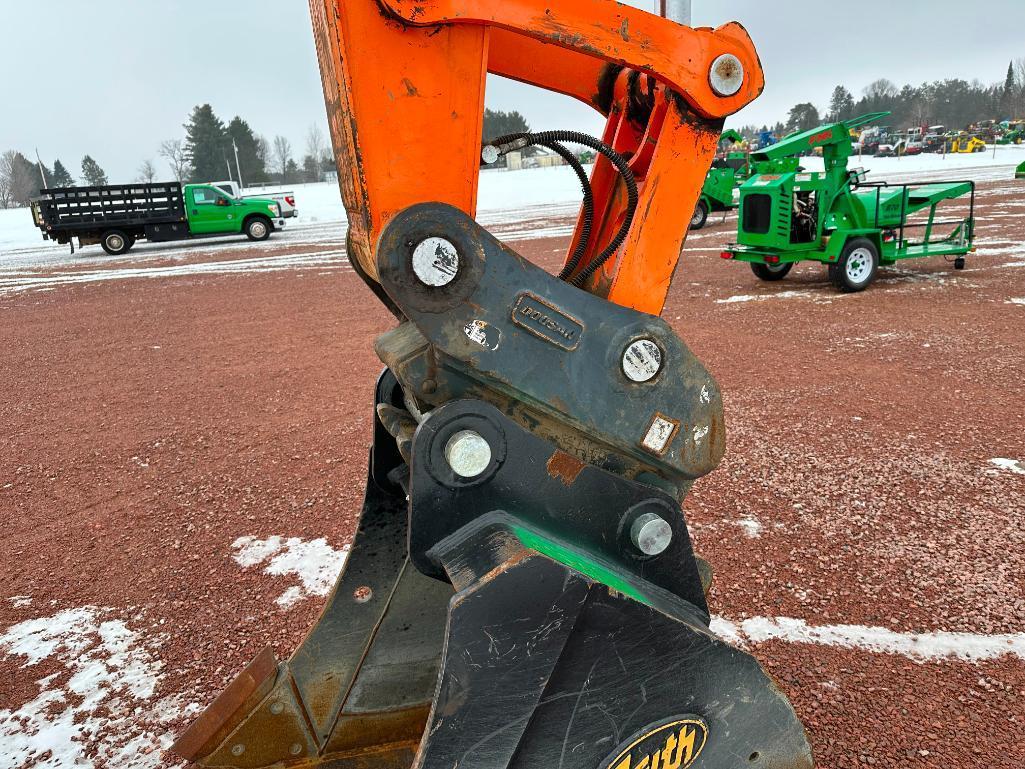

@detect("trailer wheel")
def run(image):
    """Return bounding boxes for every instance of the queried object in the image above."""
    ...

[829,238,878,292]
[101,230,132,256]
[244,216,271,241]
[750,262,793,282]
[690,199,709,231]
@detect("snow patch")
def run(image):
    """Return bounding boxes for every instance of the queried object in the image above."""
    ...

[989,458,1025,476]
[231,536,349,607]
[8,595,32,607]
[0,606,195,769]
[710,615,1025,664]
[1007,298,1025,306]
[716,290,819,304]
[735,517,763,539]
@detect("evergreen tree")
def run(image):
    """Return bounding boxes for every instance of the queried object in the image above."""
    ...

[1001,62,1017,117]
[226,116,266,185]
[301,154,320,183]
[828,86,855,122]
[81,155,108,186]
[184,104,228,182]
[786,103,821,133]
[52,158,74,187]
[482,109,530,141]
[284,157,300,184]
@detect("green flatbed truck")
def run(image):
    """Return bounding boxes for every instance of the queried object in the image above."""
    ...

[722,112,976,291]
[31,181,286,255]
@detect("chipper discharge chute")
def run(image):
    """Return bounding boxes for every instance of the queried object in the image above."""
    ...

[172,2,813,768]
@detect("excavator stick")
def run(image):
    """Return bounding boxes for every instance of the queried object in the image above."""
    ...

[172,2,813,768]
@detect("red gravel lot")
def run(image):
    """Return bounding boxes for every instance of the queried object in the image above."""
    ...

[1,176,1023,768]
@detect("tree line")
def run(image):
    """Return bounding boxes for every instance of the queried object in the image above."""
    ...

[739,58,1025,138]
[0,104,333,208]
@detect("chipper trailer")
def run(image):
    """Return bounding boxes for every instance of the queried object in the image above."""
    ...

[722,112,976,291]
[169,2,817,769]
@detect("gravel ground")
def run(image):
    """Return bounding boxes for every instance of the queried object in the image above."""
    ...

[1,176,1023,768]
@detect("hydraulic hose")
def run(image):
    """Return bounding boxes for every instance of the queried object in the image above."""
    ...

[485,130,638,287]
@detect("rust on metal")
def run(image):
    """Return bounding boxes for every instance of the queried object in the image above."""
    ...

[546,450,586,486]
[170,646,278,761]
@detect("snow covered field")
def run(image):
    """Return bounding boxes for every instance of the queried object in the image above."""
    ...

[2,144,1024,269]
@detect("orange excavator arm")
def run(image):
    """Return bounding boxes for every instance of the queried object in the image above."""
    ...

[310,0,762,314]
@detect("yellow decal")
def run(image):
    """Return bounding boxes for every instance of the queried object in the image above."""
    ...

[600,718,708,769]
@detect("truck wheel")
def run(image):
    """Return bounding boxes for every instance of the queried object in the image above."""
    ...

[690,200,709,231]
[245,216,271,241]
[829,238,878,292]
[101,230,132,256]
[750,262,793,281]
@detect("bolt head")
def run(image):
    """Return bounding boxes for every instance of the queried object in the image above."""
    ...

[412,237,459,287]
[269,701,284,715]
[290,743,304,756]
[230,744,246,757]
[622,339,663,383]
[709,54,744,97]
[444,430,492,478]
[631,513,673,556]
[481,145,500,165]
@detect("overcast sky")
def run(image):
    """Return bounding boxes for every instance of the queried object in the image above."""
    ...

[4,1,1024,182]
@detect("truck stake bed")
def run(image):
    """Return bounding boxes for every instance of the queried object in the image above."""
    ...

[32,181,286,255]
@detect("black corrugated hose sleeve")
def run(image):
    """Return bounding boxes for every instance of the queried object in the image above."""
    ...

[538,141,593,281]
[486,130,638,286]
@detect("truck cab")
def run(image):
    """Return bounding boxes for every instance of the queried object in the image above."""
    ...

[183,184,282,236]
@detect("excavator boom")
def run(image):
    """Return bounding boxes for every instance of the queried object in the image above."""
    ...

[171,2,814,768]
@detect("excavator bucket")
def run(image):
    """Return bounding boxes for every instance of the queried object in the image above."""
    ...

[172,1,813,767]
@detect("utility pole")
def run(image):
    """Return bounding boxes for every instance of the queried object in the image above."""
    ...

[232,138,244,190]
[34,148,49,189]
[659,0,692,24]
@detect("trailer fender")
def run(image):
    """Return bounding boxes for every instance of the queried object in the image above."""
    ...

[822,230,881,263]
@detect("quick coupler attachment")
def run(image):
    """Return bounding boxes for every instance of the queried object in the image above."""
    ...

[172,376,812,769]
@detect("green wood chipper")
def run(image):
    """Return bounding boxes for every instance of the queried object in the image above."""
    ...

[722,112,976,291]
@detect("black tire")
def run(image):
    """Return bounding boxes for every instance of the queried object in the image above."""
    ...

[690,199,709,231]
[244,216,272,241]
[954,257,966,270]
[101,230,132,256]
[750,261,793,281]
[829,238,878,292]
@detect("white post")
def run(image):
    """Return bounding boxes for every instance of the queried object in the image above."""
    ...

[35,148,49,189]
[233,138,245,190]
[659,0,692,24]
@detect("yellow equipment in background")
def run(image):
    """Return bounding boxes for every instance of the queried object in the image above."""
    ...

[950,133,987,153]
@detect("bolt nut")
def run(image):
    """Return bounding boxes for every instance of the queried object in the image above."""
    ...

[709,53,744,97]
[444,430,492,478]
[481,145,500,165]
[630,512,673,556]
[412,237,459,287]
[622,339,663,383]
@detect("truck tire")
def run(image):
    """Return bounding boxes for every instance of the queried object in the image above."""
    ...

[751,262,793,281]
[690,199,709,231]
[829,238,878,292]
[244,216,272,241]
[101,230,133,256]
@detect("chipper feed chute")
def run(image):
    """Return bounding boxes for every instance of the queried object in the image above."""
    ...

[172,2,813,767]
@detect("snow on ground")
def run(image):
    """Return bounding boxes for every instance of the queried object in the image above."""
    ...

[231,536,350,608]
[0,607,197,769]
[226,536,1025,665]
[3,145,1024,264]
[989,458,1025,476]
[709,616,1025,664]
[0,251,348,296]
